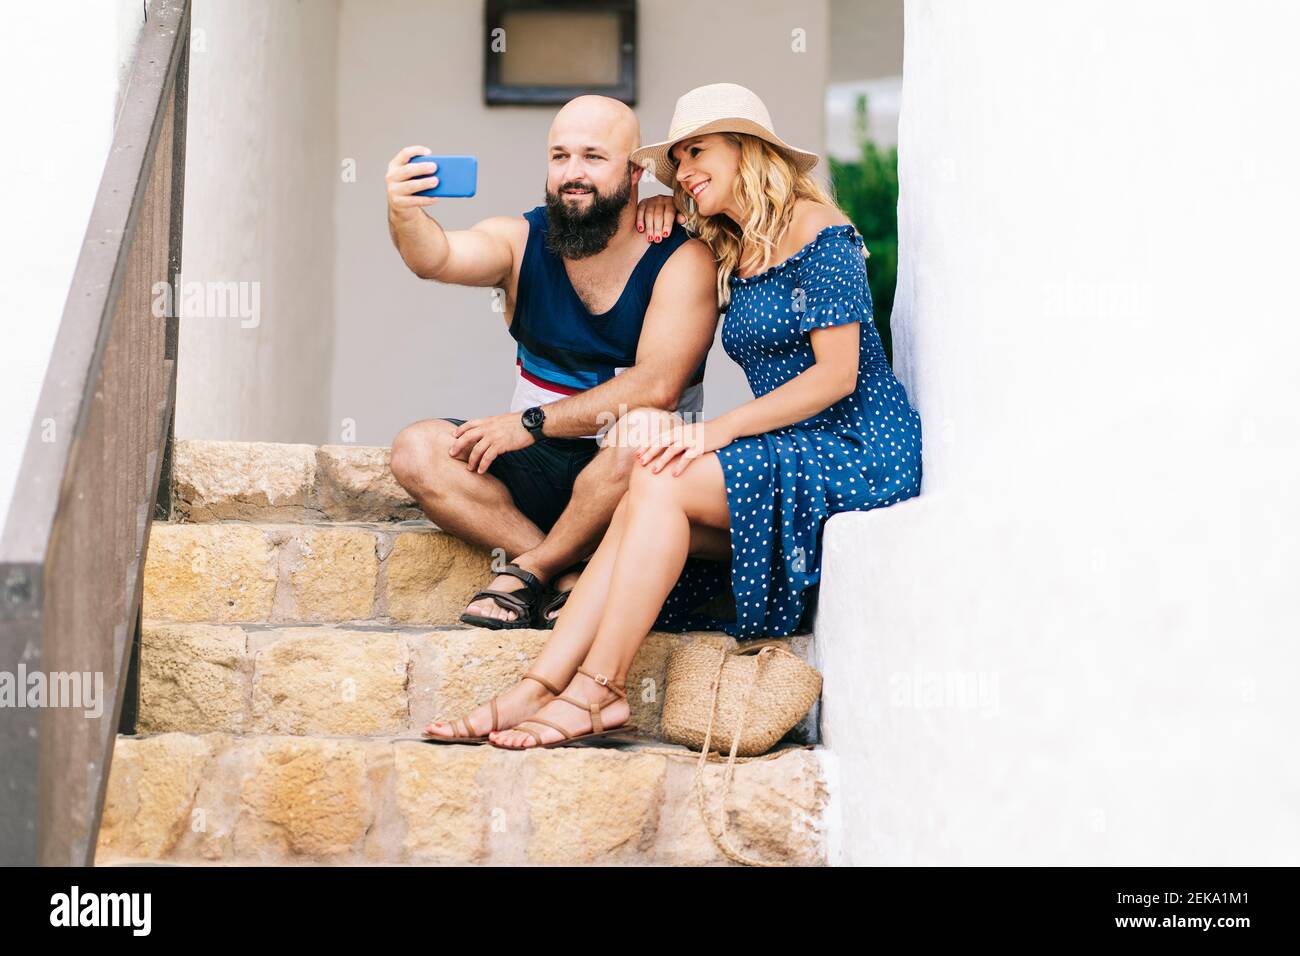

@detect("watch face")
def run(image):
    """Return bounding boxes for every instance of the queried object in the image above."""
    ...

[522,406,543,429]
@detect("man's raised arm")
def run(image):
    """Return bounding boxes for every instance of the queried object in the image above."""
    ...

[540,237,719,438]
[385,145,521,287]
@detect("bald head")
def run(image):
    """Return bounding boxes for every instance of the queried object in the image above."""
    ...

[549,95,640,160]
[544,96,644,240]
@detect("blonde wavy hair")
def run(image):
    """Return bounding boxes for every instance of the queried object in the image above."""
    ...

[669,132,854,309]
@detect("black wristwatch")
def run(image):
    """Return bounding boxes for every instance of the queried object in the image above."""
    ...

[521,405,546,440]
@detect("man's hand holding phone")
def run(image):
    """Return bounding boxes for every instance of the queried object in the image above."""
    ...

[386,146,442,219]
[385,145,508,286]
[387,146,478,217]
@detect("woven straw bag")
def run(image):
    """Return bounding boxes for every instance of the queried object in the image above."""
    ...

[659,640,822,867]
[662,640,822,757]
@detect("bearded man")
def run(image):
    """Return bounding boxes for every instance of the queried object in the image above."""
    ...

[385,95,717,632]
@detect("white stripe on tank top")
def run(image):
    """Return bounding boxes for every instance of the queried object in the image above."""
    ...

[509,366,705,441]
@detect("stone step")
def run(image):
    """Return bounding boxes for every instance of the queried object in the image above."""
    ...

[95,733,829,865]
[170,439,419,523]
[144,517,740,627]
[136,622,816,742]
[143,520,491,626]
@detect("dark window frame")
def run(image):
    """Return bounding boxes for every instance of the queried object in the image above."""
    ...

[484,0,638,106]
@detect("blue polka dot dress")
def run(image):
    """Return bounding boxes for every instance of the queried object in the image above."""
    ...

[654,224,923,638]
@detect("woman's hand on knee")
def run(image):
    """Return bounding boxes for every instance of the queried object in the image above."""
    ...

[636,419,735,477]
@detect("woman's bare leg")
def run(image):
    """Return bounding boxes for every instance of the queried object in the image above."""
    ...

[423,494,633,738]
[428,407,680,738]
[424,483,728,737]
[492,452,730,747]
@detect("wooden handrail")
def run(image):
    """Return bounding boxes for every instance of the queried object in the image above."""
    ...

[0,0,190,866]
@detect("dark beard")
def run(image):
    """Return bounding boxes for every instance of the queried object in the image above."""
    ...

[544,172,632,259]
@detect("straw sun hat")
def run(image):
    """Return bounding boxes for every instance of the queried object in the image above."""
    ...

[630,82,820,184]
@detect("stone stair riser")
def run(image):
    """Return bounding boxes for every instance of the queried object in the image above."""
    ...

[171,440,419,523]
[137,623,811,740]
[96,733,828,866]
[143,522,490,625]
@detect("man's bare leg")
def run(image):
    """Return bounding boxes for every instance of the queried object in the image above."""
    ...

[390,418,546,623]
[390,409,685,624]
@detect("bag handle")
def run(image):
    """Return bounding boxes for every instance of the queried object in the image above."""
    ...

[692,643,797,867]
[734,639,788,656]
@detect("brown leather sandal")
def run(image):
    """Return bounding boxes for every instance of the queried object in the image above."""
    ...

[422,671,563,744]
[491,666,638,749]
[538,560,588,629]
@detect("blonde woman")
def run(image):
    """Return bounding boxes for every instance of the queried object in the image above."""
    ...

[426,83,922,749]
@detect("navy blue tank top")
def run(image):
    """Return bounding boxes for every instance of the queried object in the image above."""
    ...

[507,205,707,415]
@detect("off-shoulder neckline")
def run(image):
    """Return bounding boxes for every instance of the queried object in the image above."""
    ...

[730,223,863,286]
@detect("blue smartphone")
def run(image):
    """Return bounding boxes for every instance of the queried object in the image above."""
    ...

[406,154,477,198]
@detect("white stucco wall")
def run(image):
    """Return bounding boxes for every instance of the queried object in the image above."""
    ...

[173,0,339,443]
[816,0,1300,864]
[0,0,145,525]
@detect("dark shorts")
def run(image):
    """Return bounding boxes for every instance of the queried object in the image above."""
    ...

[440,418,601,533]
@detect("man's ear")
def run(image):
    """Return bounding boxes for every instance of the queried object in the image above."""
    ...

[629,160,645,187]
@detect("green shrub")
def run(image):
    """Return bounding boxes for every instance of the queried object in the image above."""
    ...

[830,94,900,364]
